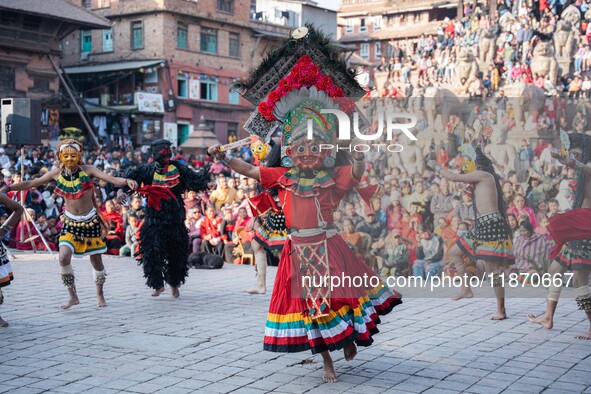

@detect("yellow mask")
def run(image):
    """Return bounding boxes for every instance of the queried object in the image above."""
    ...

[251,139,270,161]
[462,158,476,174]
[59,147,81,170]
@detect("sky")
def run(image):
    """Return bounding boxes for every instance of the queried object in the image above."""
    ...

[313,0,341,11]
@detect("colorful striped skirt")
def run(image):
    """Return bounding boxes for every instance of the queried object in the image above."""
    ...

[59,209,107,258]
[556,239,591,270]
[456,211,515,265]
[254,212,288,250]
[263,231,402,354]
[0,245,13,288]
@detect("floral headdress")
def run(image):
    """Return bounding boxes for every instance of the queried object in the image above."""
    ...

[237,25,368,166]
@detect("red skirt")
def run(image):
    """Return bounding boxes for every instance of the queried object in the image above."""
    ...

[263,232,402,354]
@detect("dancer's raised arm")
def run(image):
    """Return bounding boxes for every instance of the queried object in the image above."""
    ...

[208,145,260,181]
[83,165,138,189]
[2,169,59,192]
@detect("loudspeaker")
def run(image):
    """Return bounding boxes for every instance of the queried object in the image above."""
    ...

[1,98,43,145]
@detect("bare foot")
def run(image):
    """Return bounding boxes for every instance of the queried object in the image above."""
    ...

[323,359,337,383]
[574,328,591,340]
[527,313,553,329]
[61,295,80,309]
[171,287,180,298]
[491,309,507,320]
[451,289,474,301]
[245,288,266,295]
[151,287,165,297]
[97,295,107,308]
[0,317,8,327]
[343,342,357,361]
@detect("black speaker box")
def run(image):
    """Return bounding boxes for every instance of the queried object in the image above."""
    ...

[1,98,43,145]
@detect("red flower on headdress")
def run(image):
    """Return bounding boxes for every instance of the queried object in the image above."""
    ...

[300,64,320,83]
[278,78,292,91]
[315,76,334,91]
[268,91,283,103]
[258,100,276,121]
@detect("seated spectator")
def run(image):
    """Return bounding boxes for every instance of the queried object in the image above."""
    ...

[220,208,236,264]
[413,226,444,280]
[125,195,145,222]
[102,199,124,253]
[199,205,223,256]
[15,209,57,251]
[119,214,139,257]
[186,207,203,253]
[381,230,409,278]
[209,176,237,211]
[513,220,552,274]
[507,193,537,228]
[343,203,363,227]
[340,219,364,253]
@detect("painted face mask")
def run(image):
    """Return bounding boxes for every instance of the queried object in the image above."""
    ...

[458,144,477,174]
[282,102,336,169]
[59,146,81,170]
[251,138,271,162]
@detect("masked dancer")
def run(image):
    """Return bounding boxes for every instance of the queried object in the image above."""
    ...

[209,25,402,383]
[246,138,288,295]
[0,192,24,326]
[126,139,210,298]
[428,145,515,320]
[528,133,591,340]
[2,139,138,308]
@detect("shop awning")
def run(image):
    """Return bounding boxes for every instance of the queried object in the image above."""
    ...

[64,59,165,75]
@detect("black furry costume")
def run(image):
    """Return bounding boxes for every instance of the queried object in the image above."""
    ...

[126,139,210,290]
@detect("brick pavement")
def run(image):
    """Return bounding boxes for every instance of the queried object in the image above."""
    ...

[1,252,590,393]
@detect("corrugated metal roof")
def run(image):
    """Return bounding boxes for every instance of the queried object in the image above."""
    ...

[64,59,165,74]
[0,0,111,29]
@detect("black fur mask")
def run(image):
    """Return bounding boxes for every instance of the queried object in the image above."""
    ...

[151,139,172,166]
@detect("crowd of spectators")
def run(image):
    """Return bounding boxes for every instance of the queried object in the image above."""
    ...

[3,0,591,279]
[371,0,591,134]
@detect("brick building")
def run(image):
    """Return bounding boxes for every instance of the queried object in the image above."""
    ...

[0,0,110,143]
[60,0,299,149]
[338,0,458,65]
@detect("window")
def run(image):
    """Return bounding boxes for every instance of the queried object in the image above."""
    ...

[228,88,240,104]
[375,42,381,58]
[99,0,110,7]
[200,28,217,54]
[177,24,188,49]
[81,30,92,53]
[131,21,143,49]
[345,19,354,34]
[200,77,218,101]
[102,29,113,52]
[177,75,188,98]
[359,18,367,33]
[229,32,240,58]
[360,43,369,59]
[227,122,238,142]
[217,0,234,13]
[33,77,50,92]
[0,67,15,92]
[82,0,91,9]
[373,15,382,31]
